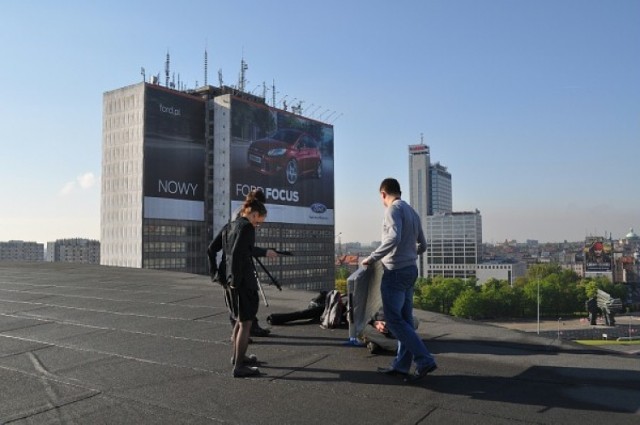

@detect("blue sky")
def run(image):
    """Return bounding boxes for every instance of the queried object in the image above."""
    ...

[1,0,638,245]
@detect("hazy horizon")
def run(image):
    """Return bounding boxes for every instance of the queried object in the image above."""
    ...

[1,1,638,246]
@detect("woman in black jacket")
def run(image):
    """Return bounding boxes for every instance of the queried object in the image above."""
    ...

[224,194,278,377]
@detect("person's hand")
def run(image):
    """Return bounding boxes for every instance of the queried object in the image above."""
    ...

[266,249,278,258]
[361,257,371,266]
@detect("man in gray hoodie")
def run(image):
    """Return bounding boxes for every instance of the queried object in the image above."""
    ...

[362,178,437,383]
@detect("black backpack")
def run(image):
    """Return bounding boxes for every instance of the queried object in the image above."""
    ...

[320,290,345,329]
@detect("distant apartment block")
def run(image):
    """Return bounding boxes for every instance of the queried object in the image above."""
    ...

[0,241,44,262]
[46,239,100,264]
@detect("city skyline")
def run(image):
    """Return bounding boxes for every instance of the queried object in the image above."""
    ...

[1,1,639,245]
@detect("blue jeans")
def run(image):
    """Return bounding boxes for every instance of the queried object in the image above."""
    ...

[381,265,436,373]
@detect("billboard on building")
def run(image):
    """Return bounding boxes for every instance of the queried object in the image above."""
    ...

[228,98,334,225]
[409,144,429,154]
[584,237,612,272]
[143,85,205,221]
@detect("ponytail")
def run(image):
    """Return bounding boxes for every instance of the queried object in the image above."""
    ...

[242,190,267,216]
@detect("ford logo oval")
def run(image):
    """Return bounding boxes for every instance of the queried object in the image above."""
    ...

[310,203,327,214]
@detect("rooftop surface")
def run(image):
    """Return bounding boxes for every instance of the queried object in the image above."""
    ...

[1,262,639,424]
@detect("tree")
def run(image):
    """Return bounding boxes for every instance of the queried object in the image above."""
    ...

[451,288,483,319]
[414,277,473,314]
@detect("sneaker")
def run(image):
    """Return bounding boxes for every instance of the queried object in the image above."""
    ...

[404,363,437,383]
[230,354,258,365]
[377,367,409,377]
[233,365,260,378]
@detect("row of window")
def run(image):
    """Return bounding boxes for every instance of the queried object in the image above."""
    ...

[260,255,333,266]
[145,258,187,269]
[144,225,202,237]
[427,258,477,264]
[427,271,476,279]
[145,242,187,253]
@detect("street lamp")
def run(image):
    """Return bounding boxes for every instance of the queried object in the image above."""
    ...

[537,278,540,335]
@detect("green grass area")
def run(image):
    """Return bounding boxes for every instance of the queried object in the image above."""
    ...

[574,339,640,346]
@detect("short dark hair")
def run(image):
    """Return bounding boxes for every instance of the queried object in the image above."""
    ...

[379,178,401,197]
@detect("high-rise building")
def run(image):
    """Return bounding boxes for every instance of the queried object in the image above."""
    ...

[408,144,452,217]
[424,211,483,279]
[429,162,452,214]
[409,143,454,276]
[102,82,335,289]
[408,144,431,220]
[102,83,206,272]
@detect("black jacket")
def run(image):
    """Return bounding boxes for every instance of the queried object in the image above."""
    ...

[208,217,267,291]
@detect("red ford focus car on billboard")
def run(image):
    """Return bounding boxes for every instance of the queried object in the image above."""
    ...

[247,128,322,185]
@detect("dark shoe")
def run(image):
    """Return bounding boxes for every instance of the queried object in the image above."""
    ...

[250,323,271,337]
[233,365,260,378]
[404,364,438,383]
[377,367,408,377]
[231,354,258,365]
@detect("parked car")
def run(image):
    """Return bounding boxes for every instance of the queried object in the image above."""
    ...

[247,128,322,185]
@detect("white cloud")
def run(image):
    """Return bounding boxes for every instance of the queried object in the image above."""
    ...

[59,172,97,196]
[77,172,96,189]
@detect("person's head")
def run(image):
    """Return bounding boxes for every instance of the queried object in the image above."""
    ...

[246,189,266,204]
[241,195,267,228]
[374,320,388,334]
[379,178,401,207]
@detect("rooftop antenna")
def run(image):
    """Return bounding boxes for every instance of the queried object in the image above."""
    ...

[330,112,344,123]
[262,81,268,100]
[304,103,314,114]
[238,53,248,92]
[292,101,304,115]
[218,69,223,88]
[420,132,424,144]
[140,67,145,82]
[204,43,208,86]
[272,79,277,106]
[165,50,170,87]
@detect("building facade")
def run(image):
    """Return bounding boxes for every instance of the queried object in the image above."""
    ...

[424,211,483,279]
[47,239,100,264]
[0,241,44,262]
[408,144,431,221]
[475,261,526,286]
[429,162,452,214]
[102,82,335,289]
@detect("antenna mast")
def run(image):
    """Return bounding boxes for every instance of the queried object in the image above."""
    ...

[218,69,223,87]
[238,57,248,92]
[204,46,208,86]
[165,51,170,87]
[272,80,276,106]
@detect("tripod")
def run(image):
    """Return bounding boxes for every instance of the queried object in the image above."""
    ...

[253,250,291,306]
